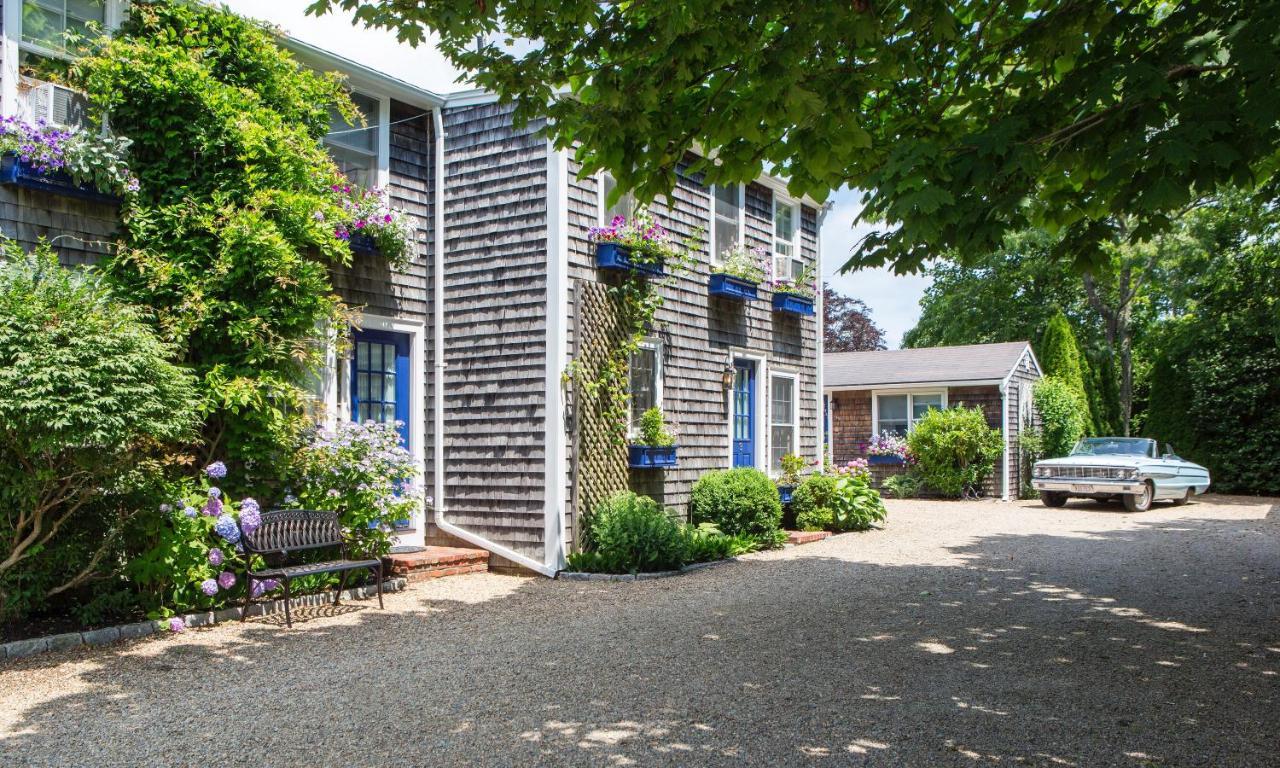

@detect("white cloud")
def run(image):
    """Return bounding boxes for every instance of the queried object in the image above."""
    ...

[821,188,931,349]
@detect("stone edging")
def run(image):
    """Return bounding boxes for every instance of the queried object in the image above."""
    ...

[556,557,740,582]
[1,578,407,662]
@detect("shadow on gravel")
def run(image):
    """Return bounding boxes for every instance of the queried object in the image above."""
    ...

[3,507,1278,767]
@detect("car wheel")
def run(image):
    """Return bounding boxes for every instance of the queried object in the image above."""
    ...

[1123,482,1154,512]
[1041,491,1068,508]
[1171,488,1192,507]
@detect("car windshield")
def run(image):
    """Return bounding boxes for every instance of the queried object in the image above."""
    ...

[1069,438,1155,457]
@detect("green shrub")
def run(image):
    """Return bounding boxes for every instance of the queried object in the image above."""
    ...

[795,505,834,532]
[1039,310,1094,433]
[567,492,686,573]
[1033,376,1086,458]
[681,523,760,562]
[0,244,198,621]
[636,406,675,447]
[906,406,1003,498]
[790,473,888,531]
[791,473,837,531]
[881,472,923,499]
[689,468,782,537]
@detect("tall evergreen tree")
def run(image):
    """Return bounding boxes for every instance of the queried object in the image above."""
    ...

[1038,312,1094,434]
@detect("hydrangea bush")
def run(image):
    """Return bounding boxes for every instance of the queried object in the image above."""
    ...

[831,457,871,481]
[0,116,138,196]
[290,419,420,557]
[328,183,415,267]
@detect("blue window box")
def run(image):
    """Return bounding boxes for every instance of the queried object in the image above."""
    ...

[777,485,795,505]
[0,153,120,205]
[596,242,665,277]
[868,455,905,466]
[628,445,678,468]
[708,273,759,301]
[348,232,380,256]
[772,292,815,316]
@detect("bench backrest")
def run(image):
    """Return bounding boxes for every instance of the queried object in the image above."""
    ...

[243,509,344,556]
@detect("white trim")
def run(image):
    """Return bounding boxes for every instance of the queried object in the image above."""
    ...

[376,95,391,188]
[870,388,948,437]
[2,0,22,118]
[767,369,801,476]
[627,337,664,437]
[1000,382,1010,502]
[542,140,570,572]
[815,205,826,467]
[285,38,446,109]
[726,350,768,470]
[825,379,1002,394]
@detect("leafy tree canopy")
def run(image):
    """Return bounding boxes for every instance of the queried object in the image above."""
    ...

[310,0,1280,273]
[823,284,885,352]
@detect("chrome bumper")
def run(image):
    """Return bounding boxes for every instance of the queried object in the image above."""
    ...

[1033,479,1142,494]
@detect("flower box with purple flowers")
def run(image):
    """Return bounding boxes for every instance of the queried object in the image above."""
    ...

[348,232,380,256]
[867,454,906,466]
[0,152,121,204]
[708,273,759,301]
[771,291,815,316]
[628,445,678,469]
[596,242,665,277]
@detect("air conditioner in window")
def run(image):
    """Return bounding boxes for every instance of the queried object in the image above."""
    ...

[20,82,92,130]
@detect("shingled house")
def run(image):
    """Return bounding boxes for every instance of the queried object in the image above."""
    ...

[0,7,825,575]
[824,342,1041,500]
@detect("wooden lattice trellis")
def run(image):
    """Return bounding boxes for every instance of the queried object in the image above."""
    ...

[567,280,630,549]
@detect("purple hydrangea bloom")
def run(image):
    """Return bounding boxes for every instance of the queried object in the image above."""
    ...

[207,486,222,499]
[207,548,224,567]
[214,513,241,544]
[202,497,223,517]
[238,498,261,535]
[204,461,228,479]
[182,505,198,518]
[250,578,281,599]
[168,617,185,633]
[159,503,172,513]
[217,571,236,590]
[200,578,219,596]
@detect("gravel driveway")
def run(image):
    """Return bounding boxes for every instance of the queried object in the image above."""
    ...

[2,495,1277,767]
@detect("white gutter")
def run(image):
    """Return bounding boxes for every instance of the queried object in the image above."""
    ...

[996,344,1031,503]
[815,202,829,467]
[429,106,556,577]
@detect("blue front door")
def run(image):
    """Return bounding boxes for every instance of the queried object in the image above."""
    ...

[732,361,755,468]
[351,328,411,450]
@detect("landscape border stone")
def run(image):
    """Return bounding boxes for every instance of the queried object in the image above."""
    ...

[1,578,406,662]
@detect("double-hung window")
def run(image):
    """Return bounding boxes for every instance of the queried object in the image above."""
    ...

[628,339,662,434]
[600,171,636,223]
[874,392,945,436]
[324,91,380,189]
[770,373,798,472]
[773,199,803,280]
[711,183,742,262]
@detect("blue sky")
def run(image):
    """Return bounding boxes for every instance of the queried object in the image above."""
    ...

[224,1,932,347]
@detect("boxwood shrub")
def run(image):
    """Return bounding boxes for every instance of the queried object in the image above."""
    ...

[906,406,1003,498]
[689,468,783,539]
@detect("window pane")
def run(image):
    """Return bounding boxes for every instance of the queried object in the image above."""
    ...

[774,203,794,240]
[629,346,657,428]
[879,420,908,437]
[878,394,908,422]
[327,92,378,152]
[790,258,805,280]
[713,185,740,260]
[714,217,739,259]
[328,145,375,188]
[771,426,793,470]
[602,172,634,222]
[22,1,65,49]
[912,394,943,421]
[771,376,794,425]
[714,184,740,218]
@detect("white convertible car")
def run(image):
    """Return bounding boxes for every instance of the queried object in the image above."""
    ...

[1032,437,1211,512]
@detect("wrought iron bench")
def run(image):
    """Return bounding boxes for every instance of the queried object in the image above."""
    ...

[241,509,384,628]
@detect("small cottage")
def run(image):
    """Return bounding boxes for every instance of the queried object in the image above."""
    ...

[824,342,1041,500]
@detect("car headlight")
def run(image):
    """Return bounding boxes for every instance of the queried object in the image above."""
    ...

[1033,465,1048,478]
[1124,468,1139,480]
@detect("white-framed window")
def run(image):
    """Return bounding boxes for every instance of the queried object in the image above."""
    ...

[18,0,117,55]
[324,90,384,189]
[770,372,799,473]
[628,338,662,434]
[773,198,803,280]
[874,391,946,437]
[599,170,636,223]
[711,183,742,262]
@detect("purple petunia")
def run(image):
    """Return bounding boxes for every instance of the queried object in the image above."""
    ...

[200,578,219,596]
[204,461,228,479]
[214,513,241,544]
[207,548,224,567]
[217,571,236,590]
[168,617,185,633]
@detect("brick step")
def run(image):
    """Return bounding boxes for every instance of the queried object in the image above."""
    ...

[785,530,831,546]
[383,546,489,582]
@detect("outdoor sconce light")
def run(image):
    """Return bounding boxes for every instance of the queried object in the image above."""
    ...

[721,365,736,391]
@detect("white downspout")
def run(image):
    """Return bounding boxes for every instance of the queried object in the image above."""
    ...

[430,106,556,577]
[815,201,831,467]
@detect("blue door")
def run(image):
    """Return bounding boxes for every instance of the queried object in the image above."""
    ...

[732,361,755,468]
[351,328,411,450]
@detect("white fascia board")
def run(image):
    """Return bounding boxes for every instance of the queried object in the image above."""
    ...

[825,379,1003,394]
[282,37,446,110]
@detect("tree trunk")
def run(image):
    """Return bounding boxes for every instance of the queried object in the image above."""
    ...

[1082,265,1135,436]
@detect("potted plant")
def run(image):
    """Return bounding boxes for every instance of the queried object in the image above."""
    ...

[769,263,817,315]
[0,116,137,202]
[628,406,678,468]
[708,244,766,301]
[866,431,908,465]
[776,453,807,504]
[589,208,674,277]
[328,184,416,267]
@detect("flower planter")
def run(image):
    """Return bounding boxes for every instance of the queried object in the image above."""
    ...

[777,485,795,505]
[708,273,760,301]
[771,291,815,316]
[628,445,678,468]
[595,242,665,277]
[348,232,380,256]
[0,153,120,204]
[868,455,905,466]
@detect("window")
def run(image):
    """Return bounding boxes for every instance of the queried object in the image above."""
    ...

[21,0,106,53]
[875,391,946,436]
[711,183,742,261]
[324,91,380,188]
[628,340,661,433]
[773,199,803,280]
[770,374,797,472]
[600,171,635,223]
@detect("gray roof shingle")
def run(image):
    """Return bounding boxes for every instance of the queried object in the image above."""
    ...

[825,341,1031,388]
